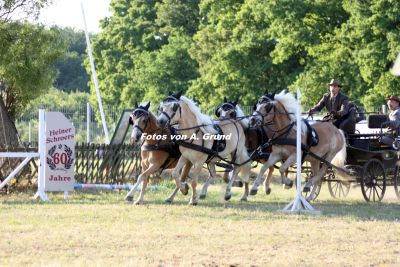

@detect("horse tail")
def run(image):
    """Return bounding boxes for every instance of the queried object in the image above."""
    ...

[331,130,352,182]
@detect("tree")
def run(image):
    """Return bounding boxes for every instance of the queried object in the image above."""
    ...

[0,22,66,120]
[90,0,200,109]
[0,0,50,21]
[53,27,90,93]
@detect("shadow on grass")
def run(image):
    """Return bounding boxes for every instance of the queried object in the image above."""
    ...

[1,187,399,222]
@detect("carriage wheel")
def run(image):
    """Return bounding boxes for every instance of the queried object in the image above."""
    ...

[302,162,321,201]
[394,166,400,199]
[327,172,350,199]
[361,159,386,202]
[303,183,321,201]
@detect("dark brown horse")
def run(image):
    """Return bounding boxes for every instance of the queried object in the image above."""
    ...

[214,98,276,195]
[124,102,191,204]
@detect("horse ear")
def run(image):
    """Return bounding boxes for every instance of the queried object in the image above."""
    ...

[271,92,276,99]
[176,91,182,99]
[264,89,268,95]
[253,104,257,111]
[168,91,173,96]
[215,107,221,118]
[144,102,150,110]
[134,101,138,109]
[224,96,227,102]
[233,98,238,106]
[128,115,134,125]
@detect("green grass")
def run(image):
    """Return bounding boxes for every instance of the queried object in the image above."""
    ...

[1,179,399,267]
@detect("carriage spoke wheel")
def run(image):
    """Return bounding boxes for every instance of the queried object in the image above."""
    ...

[361,159,386,202]
[327,172,350,199]
[301,163,321,201]
[394,166,400,199]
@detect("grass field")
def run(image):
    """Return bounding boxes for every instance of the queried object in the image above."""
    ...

[1,177,399,267]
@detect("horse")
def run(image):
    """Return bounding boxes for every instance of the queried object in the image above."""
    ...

[156,92,252,205]
[213,97,277,196]
[249,90,350,200]
[124,102,192,204]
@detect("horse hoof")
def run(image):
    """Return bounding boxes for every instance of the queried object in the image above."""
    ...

[232,181,243,187]
[303,186,310,193]
[284,184,292,189]
[189,201,198,206]
[199,194,206,200]
[250,189,258,195]
[240,197,248,202]
[164,199,172,204]
[265,188,271,195]
[124,195,134,202]
[224,194,232,201]
[180,183,189,195]
[133,201,143,205]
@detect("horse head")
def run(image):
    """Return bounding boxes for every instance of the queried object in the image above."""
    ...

[130,102,151,143]
[215,97,238,119]
[249,92,276,127]
[157,91,182,127]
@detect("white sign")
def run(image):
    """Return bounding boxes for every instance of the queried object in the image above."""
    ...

[45,112,76,191]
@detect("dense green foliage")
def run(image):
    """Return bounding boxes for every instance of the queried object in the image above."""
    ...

[53,28,90,93]
[0,22,66,120]
[89,0,400,112]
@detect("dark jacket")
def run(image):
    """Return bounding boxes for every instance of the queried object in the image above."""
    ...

[309,92,350,118]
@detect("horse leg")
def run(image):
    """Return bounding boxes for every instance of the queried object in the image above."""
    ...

[188,163,203,205]
[238,153,251,201]
[250,154,281,195]
[303,161,327,193]
[127,164,158,205]
[199,162,216,200]
[165,162,192,203]
[263,166,275,195]
[279,154,297,189]
[225,166,240,201]
[172,157,190,195]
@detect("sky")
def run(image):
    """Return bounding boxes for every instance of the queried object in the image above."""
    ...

[38,0,112,32]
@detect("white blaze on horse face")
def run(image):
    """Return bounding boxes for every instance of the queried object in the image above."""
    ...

[131,116,143,143]
[220,109,232,119]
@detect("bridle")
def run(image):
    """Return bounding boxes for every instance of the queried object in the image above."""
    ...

[254,96,295,137]
[131,107,150,135]
[159,95,181,125]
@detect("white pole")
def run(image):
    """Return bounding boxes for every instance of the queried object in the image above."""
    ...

[0,157,33,190]
[282,88,319,214]
[87,102,91,143]
[34,109,49,201]
[81,2,110,144]
[28,121,32,143]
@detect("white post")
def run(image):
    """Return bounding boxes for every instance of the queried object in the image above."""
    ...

[86,102,91,143]
[81,2,110,144]
[282,88,319,214]
[0,157,33,190]
[28,121,32,144]
[34,109,49,201]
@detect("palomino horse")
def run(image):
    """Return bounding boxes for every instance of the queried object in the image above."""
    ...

[124,102,192,204]
[215,98,278,195]
[249,91,350,200]
[156,92,251,205]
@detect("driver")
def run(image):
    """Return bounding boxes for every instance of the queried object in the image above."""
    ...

[307,79,350,129]
[382,95,400,130]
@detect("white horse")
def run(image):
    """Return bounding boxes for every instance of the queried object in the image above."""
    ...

[157,92,251,205]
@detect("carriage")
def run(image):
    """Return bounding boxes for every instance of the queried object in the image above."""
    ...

[303,114,400,202]
[127,91,400,205]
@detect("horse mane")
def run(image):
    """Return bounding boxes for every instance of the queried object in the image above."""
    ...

[235,105,249,129]
[273,90,307,134]
[180,96,218,134]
